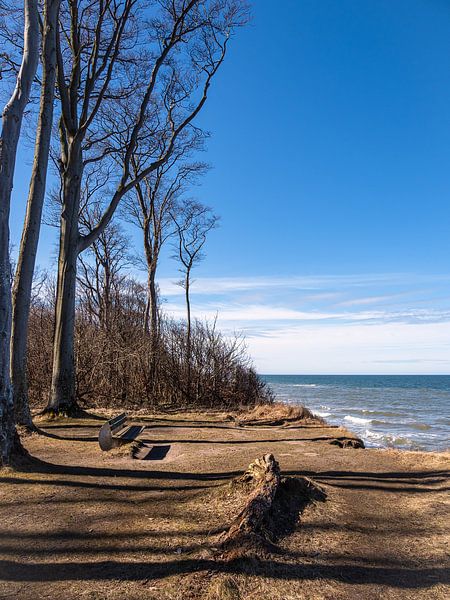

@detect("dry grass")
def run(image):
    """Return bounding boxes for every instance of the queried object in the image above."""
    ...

[205,576,241,600]
[237,402,322,426]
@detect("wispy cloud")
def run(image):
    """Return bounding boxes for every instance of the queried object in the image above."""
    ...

[336,293,408,307]
[158,272,450,373]
[158,273,450,297]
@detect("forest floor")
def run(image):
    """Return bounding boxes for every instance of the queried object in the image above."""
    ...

[0,408,449,600]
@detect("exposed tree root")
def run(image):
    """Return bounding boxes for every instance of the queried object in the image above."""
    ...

[41,403,88,419]
[218,454,281,555]
[217,454,326,560]
[16,423,39,437]
[329,437,365,449]
[3,429,31,468]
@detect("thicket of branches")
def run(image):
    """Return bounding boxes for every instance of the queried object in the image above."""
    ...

[27,272,273,411]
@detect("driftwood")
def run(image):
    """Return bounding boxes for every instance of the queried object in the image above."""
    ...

[218,453,281,553]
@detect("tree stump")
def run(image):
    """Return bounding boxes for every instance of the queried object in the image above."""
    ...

[218,453,281,554]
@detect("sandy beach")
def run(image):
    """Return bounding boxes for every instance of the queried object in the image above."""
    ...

[0,409,448,599]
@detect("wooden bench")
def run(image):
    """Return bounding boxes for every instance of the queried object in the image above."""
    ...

[98,412,145,451]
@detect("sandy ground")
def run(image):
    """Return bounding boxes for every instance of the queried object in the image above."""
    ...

[0,410,449,599]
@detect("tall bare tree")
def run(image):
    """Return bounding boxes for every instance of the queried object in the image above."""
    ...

[125,127,208,336]
[46,0,247,415]
[11,0,61,428]
[0,0,39,463]
[172,199,218,395]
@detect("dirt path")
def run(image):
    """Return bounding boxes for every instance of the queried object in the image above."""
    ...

[0,412,448,599]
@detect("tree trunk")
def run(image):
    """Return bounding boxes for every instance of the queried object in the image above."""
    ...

[142,223,158,337]
[11,0,60,428]
[145,263,159,399]
[0,0,39,464]
[185,274,191,352]
[46,151,82,416]
[0,184,15,464]
[148,266,158,336]
[185,272,192,399]
[47,226,79,415]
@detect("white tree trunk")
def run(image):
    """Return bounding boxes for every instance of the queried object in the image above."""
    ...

[11,0,60,428]
[0,0,39,463]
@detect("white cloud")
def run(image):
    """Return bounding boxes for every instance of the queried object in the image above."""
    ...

[158,272,450,374]
[164,301,353,322]
[158,273,450,297]
[245,321,450,374]
[164,301,450,326]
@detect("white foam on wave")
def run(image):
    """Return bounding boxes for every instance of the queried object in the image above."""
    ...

[292,384,317,388]
[364,429,384,442]
[314,410,331,418]
[344,415,371,425]
[363,428,421,449]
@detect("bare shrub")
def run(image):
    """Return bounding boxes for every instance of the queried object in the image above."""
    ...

[26,277,273,412]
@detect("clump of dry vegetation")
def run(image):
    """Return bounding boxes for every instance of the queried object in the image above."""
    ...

[236,401,322,427]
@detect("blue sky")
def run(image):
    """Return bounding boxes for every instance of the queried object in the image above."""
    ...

[9,0,450,373]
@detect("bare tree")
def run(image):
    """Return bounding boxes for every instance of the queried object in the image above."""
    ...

[46,0,247,415]
[124,152,207,392]
[11,0,61,428]
[172,200,218,395]
[0,0,39,463]
[78,205,130,333]
[125,127,208,336]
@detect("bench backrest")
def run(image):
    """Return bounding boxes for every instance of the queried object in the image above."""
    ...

[109,412,127,434]
[98,412,128,451]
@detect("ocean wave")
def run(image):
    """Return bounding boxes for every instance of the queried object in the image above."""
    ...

[292,384,317,388]
[313,410,331,418]
[344,415,371,425]
[363,429,421,450]
[363,429,384,442]
[268,376,449,451]
[361,409,406,417]
[409,422,432,431]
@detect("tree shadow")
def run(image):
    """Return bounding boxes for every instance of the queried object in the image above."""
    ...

[1,450,448,591]
[284,468,450,494]
[134,435,359,445]
[37,427,99,443]
[0,557,447,588]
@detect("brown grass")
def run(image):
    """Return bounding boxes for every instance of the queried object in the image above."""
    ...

[205,576,241,600]
[237,401,322,426]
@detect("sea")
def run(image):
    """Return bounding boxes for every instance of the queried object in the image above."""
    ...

[263,375,450,452]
